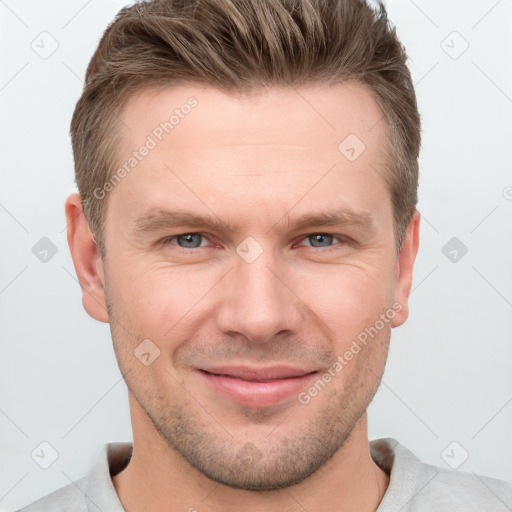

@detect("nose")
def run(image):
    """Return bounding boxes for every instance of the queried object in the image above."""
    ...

[214,247,304,344]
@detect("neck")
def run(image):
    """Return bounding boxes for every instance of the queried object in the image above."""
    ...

[113,399,389,512]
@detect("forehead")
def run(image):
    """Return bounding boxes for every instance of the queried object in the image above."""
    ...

[108,82,391,233]
[117,81,388,158]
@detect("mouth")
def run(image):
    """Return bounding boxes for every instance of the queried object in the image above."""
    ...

[196,365,319,408]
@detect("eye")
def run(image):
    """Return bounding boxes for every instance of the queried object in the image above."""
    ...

[296,233,348,249]
[162,233,210,249]
[160,232,350,252]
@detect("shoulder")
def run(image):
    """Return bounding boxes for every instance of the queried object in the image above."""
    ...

[15,477,88,512]
[371,438,512,511]
[416,461,512,511]
[15,442,130,512]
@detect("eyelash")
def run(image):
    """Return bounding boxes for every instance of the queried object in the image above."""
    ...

[160,232,351,252]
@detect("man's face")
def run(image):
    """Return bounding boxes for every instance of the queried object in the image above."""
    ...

[86,82,416,489]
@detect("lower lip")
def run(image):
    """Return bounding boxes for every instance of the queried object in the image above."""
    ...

[198,370,318,408]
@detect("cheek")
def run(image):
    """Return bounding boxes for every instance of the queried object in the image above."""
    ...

[106,247,396,350]
[291,262,394,339]
[108,262,221,342]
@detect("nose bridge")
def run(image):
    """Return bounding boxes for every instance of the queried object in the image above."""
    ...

[216,241,300,343]
[238,255,281,307]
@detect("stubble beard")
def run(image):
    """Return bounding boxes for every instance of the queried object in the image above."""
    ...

[105,283,390,490]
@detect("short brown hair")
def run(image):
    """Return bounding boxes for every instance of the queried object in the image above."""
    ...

[71,0,420,258]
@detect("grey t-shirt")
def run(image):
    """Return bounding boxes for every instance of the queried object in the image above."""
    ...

[17,437,512,511]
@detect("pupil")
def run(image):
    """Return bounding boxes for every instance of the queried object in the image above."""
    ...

[180,234,200,248]
[312,234,332,247]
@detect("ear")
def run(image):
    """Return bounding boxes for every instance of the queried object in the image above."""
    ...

[391,210,420,327]
[65,193,109,323]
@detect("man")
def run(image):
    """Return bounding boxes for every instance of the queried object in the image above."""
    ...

[18,0,512,510]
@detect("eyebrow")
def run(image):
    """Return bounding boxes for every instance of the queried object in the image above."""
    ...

[132,208,238,234]
[131,207,375,235]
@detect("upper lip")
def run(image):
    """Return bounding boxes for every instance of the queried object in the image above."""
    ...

[198,365,317,382]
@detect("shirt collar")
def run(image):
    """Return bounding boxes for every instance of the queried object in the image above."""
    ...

[85,442,132,512]
[371,437,423,512]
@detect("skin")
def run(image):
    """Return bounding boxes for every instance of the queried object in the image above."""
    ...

[66,81,420,512]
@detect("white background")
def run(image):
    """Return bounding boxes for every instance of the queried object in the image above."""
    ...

[1,0,511,510]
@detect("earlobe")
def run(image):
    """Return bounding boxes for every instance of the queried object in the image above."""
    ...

[65,193,109,323]
[391,210,420,328]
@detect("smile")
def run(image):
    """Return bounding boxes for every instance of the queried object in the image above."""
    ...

[197,366,319,408]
